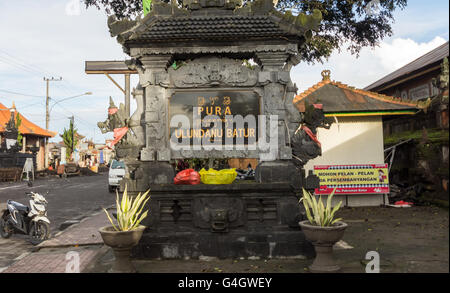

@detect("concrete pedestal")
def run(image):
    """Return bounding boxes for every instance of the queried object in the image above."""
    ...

[131,183,314,259]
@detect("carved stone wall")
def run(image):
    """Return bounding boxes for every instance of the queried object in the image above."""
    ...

[132,55,299,164]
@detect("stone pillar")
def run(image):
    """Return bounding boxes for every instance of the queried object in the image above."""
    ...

[130,85,146,148]
[22,136,26,153]
[137,55,175,184]
[255,52,300,185]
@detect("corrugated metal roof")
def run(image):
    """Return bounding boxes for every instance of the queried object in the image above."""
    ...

[365,42,449,91]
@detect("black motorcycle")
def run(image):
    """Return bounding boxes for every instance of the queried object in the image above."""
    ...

[0,192,50,245]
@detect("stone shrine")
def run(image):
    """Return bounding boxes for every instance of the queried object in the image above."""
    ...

[105,0,327,259]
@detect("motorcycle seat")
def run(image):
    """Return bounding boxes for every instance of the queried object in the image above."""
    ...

[7,200,29,214]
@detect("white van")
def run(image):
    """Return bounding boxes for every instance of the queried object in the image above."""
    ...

[108,160,126,192]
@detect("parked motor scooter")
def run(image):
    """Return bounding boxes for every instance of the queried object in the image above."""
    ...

[0,192,50,245]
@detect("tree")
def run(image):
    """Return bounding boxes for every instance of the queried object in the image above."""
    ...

[60,119,78,161]
[83,0,407,63]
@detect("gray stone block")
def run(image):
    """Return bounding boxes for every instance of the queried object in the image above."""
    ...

[146,111,159,123]
[157,149,171,161]
[140,148,155,161]
[147,162,175,184]
[279,146,293,160]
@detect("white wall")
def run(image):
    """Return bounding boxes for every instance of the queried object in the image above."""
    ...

[305,116,386,207]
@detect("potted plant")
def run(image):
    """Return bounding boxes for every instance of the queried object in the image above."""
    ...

[299,188,347,273]
[99,185,150,273]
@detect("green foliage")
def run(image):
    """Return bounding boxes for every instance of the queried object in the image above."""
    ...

[143,0,152,16]
[384,129,449,146]
[103,185,151,231]
[60,120,78,160]
[15,113,23,147]
[300,188,343,227]
[83,0,407,64]
[243,59,256,70]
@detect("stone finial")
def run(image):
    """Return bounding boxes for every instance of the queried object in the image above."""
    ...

[109,96,117,109]
[321,70,331,81]
[11,101,16,111]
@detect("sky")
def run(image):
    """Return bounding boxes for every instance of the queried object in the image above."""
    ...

[0,0,448,143]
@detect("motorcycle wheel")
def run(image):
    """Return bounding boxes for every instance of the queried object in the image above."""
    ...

[0,217,12,239]
[29,221,50,245]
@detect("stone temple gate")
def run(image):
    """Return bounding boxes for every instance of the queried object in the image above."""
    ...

[105,0,325,259]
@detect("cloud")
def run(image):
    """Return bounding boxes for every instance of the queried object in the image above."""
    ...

[291,36,448,93]
[0,0,448,143]
[0,0,132,142]
[390,0,449,41]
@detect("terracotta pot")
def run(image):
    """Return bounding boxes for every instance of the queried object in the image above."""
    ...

[299,220,347,273]
[98,225,145,273]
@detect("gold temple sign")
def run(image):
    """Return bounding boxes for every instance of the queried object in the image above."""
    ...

[169,91,260,145]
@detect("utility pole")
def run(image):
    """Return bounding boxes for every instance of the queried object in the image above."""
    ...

[43,77,62,169]
[70,116,74,159]
[44,77,62,130]
[125,73,131,117]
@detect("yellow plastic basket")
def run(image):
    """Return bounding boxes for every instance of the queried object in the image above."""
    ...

[199,168,237,184]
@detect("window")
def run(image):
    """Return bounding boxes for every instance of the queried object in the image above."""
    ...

[111,160,125,169]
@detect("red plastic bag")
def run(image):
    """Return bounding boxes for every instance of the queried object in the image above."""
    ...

[174,169,201,185]
[395,200,413,206]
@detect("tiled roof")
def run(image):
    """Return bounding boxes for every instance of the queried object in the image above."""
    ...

[365,41,449,91]
[109,0,322,45]
[136,15,288,41]
[0,103,56,138]
[293,72,430,115]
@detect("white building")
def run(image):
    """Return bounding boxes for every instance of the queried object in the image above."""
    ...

[293,71,428,206]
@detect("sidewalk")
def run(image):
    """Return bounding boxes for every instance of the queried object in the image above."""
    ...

[1,211,110,273]
[2,205,448,273]
[88,205,449,273]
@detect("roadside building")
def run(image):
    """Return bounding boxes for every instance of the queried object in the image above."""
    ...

[365,41,449,133]
[293,71,427,206]
[364,42,449,202]
[0,103,56,171]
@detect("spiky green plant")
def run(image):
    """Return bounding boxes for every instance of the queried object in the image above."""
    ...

[103,185,151,231]
[300,188,343,227]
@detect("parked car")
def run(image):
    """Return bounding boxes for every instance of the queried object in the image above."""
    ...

[108,160,126,193]
[57,163,80,178]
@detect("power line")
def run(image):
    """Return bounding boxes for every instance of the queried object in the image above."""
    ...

[0,48,53,76]
[52,102,98,128]
[0,56,43,76]
[0,49,82,95]
[0,89,44,98]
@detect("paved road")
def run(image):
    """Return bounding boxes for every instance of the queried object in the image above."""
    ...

[0,173,114,233]
[0,173,114,271]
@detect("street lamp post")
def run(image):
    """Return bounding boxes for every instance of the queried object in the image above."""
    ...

[44,92,93,169]
[47,92,93,126]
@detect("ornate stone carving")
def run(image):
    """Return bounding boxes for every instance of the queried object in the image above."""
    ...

[129,85,146,148]
[291,103,334,169]
[97,97,142,162]
[0,111,20,153]
[170,57,259,88]
[193,197,245,232]
[130,44,298,58]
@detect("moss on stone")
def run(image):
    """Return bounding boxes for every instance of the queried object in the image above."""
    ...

[384,129,449,146]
